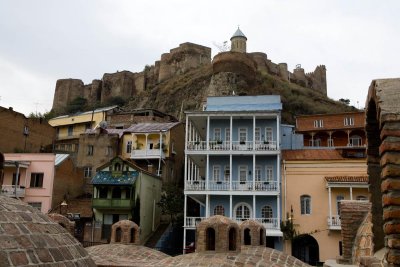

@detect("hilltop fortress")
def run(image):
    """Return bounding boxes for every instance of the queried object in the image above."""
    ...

[52,28,327,114]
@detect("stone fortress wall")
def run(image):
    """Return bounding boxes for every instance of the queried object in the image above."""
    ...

[52,29,327,114]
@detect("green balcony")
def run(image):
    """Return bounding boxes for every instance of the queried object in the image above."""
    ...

[92,198,134,209]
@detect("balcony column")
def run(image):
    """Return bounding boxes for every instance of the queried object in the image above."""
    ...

[229,155,232,190]
[350,186,353,200]
[184,155,188,190]
[276,114,280,149]
[206,194,210,217]
[184,195,187,226]
[253,115,256,150]
[347,130,351,146]
[207,116,210,150]
[277,194,280,226]
[230,116,233,150]
[252,154,255,190]
[230,195,233,218]
[206,154,209,190]
[328,186,332,224]
[253,195,256,219]
[277,154,280,192]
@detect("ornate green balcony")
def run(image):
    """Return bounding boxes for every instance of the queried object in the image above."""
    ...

[92,198,134,209]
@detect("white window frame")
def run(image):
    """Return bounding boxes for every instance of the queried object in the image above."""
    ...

[261,205,273,219]
[265,127,273,141]
[239,128,247,143]
[255,165,262,181]
[313,120,324,128]
[214,128,221,141]
[255,127,261,142]
[84,167,92,178]
[300,195,311,215]
[224,165,230,181]
[265,166,273,182]
[349,135,362,147]
[344,117,354,126]
[239,165,247,182]
[214,205,225,216]
[212,165,221,182]
[225,128,231,142]
[234,202,252,220]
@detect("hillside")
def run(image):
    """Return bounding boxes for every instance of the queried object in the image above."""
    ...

[123,65,356,125]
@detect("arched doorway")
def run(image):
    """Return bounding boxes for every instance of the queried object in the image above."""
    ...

[259,229,264,245]
[244,228,251,245]
[115,227,122,242]
[206,228,215,251]
[292,234,319,265]
[130,228,135,243]
[228,228,236,251]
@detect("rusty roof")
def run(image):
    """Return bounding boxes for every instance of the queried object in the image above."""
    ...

[282,149,345,160]
[325,176,368,183]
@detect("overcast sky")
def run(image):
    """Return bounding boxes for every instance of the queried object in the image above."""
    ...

[1,0,399,116]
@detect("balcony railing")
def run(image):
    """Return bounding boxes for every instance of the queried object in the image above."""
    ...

[131,149,165,159]
[185,217,206,227]
[327,215,341,230]
[187,140,278,151]
[185,180,278,192]
[233,218,280,230]
[92,198,134,209]
[1,185,25,198]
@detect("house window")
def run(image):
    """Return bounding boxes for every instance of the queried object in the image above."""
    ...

[239,165,247,182]
[255,166,261,181]
[313,120,323,128]
[349,135,362,147]
[212,166,220,182]
[87,145,94,156]
[309,138,321,147]
[239,128,247,143]
[235,203,251,220]
[214,205,225,216]
[266,166,273,182]
[225,128,231,142]
[30,173,44,188]
[214,128,221,141]
[28,202,42,211]
[337,195,344,215]
[126,141,132,153]
[300,195,311,215]
[84,167,92,178]
[68,125,73,136]
[344,117,354,126]
[255,127,261,142]
[224,166,230,181]
[261,205,273,220]
[265,127,273,141]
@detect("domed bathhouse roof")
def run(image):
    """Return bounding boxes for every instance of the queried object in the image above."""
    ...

[0,196,96,266]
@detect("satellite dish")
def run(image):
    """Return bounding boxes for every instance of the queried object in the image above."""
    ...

[99,121,108,129]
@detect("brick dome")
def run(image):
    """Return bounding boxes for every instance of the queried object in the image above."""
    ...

[240,219,266,246]
[0,196,95,266]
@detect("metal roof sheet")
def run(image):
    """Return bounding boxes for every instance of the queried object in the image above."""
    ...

[231,27,247,40]
[55,154,69,166]
[91,171,138,185]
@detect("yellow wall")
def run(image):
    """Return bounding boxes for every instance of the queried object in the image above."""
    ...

[120,132,170,158]
[282,159,368,261]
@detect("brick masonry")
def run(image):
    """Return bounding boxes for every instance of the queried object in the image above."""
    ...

[366,78,400,266]
[110,220,140,245]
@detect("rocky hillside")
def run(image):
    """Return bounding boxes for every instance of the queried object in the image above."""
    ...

[123,65,356,125]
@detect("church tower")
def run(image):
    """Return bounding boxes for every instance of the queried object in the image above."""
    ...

[230,27,247,53]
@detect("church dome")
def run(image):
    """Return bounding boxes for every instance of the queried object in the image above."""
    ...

[230,27,247,40]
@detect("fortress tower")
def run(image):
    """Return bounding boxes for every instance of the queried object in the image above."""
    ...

[230,27,247,53]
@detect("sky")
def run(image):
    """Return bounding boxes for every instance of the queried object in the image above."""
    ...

[0,0,399,116]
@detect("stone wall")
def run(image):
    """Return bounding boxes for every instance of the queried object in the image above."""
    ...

[366,78,400,266]
[338,200,371,264]
[110,220,140,245]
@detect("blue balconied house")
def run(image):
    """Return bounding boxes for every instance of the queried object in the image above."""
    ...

[183,95,283,250]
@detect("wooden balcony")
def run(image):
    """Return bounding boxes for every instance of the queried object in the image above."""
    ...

[92,198,134,209]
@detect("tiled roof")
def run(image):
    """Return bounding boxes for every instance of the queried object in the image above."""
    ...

[325,176,368,183]
[91,171,138,185]
[282,149,344,160]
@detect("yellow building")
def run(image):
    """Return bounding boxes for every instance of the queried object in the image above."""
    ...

[282,149,368,265]
[48,106,119,152]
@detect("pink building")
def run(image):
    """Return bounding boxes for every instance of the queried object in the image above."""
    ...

[1,153,83,214]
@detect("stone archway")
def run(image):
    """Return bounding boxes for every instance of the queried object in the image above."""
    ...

[292,234,319,266]
[366,79,400,265]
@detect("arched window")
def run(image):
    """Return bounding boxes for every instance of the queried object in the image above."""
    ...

[228,228,236,251]
[235,203,251,221]
[300,195,311,215]
[244,228,251,245]
[261,205,273,223]
[336,195,344,215]
[214,205,225,216]
[115,227,122,242]
[206,228,215,251]
[356,195,368,201]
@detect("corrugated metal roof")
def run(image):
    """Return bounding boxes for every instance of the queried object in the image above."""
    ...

[55,154,69,166]
[282,149,344,160]
[125,122,180,133]
[91,171,138,185]
[231,27,247,40]
[51,105,118,120]
[206,95,282,112]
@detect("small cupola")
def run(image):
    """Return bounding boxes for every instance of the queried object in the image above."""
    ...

[230,27,247,53]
